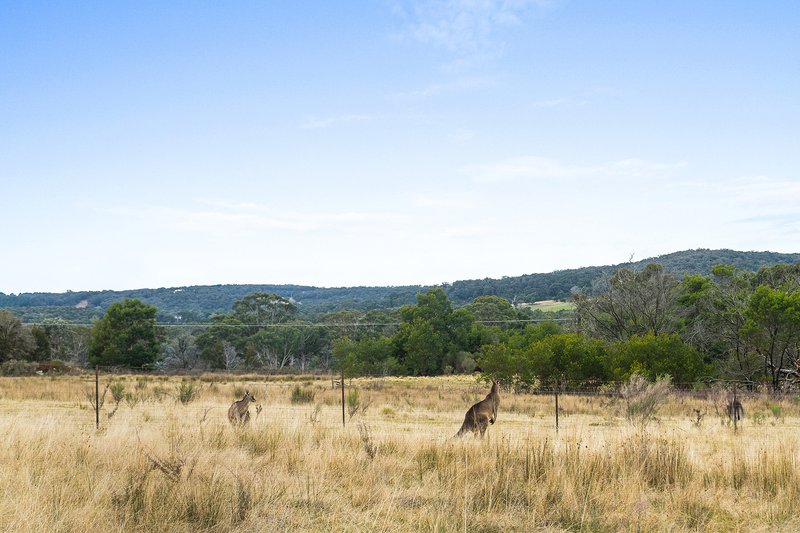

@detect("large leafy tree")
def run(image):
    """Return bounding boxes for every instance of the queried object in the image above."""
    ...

[393,288,476,375]
[680,265,759,382]
[195,314,247,369]
[88,299,160,368]
[462,295,518,324]
[0,310,34,363]
[232,292,296,327]
[574,263,680,341]
[528,333,611,384]
[610,333,706,383]
[479,328,610,389]
[742,286,800,391]
[197,292,325,371]
[29,325,51,361]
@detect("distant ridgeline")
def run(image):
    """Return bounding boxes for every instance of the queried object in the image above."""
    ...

[2,249,799,323]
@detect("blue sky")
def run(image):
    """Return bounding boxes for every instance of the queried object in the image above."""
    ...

[2,1,799,294]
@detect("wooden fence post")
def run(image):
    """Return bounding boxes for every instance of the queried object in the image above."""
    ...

[554,381,559,434]
[95,365,100,430]
[341,367,346,428]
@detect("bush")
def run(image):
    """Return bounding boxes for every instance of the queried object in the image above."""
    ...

[620,373,673,429]
[0,360,38,376]
[347,388,370,419]
[110,381,126,403]
[290,385,315,404]
[347,389,360,419]
[455,352,477,374]
[152,385,167,402]
[177,381,197,405]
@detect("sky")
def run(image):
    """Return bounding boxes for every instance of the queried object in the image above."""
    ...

[1,1,799,294]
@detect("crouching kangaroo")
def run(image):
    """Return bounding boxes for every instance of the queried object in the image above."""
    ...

[455,380,500,438]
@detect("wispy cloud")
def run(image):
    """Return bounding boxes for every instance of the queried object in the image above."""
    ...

[439,225,493,238]
[395,0,549,55]
[448,128,478,142]
[106,201,412,236]
[471,156,687,183]
[531,97,588,109]
[299,113,384,130]
[532,98,568,108]
[413,194,476,209]
[721,176,800,222]
[392,77,492,100]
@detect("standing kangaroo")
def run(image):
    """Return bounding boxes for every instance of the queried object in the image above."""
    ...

[727,399,744,422]
[228,391,256,426]
[455,380,500,438]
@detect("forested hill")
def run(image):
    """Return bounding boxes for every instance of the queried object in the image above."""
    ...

[2,249,799,322]
[446,248,800,304]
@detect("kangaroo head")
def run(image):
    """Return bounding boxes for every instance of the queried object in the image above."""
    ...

[490,380,499,395]
[244,390,256,403]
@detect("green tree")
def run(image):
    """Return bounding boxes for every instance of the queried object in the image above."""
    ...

[162,330,199,369]
[195,314,246,369]
[479,342,525,388]
[40,318,78,362]
[393,288,476,375]
[462,295,518,324]
[332,337,362,378]
[574,263,680,341]
[742,286,800,391]
[29,325,51,361]
[0,310,34,363]
[610,333,706,383]
[527,333,611,384]
[479,323,588,389]
[232,292,296,327]
[680,265,758,383]
[88,299,161,368]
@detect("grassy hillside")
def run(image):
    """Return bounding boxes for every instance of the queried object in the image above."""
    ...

[2,248,798,322]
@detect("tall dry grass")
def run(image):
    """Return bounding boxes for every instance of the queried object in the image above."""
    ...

[1,374,800,532]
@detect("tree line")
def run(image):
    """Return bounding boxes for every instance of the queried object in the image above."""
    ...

[1,261,800,391]
[3,249,799,323]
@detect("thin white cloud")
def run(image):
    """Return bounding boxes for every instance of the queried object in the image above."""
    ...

[439,225,492,238]
[392,77,492,100]
[413,194,476,209]
[721,176,800,221]
[105,202,413,236]
[448,128,478,142]
[396,0,549,54]
[532,98,569,108]
[471,156,687,183]
[299,113,384,130]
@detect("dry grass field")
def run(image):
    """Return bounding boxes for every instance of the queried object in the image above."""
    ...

[2,374,800,532]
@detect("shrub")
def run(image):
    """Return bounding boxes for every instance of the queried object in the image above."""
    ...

[291,385,315,404]
[347,388,370,419]
[177,381,197,405]
[152,385,167,402]
[110,381,126,403]
[620,373,673,429]
[0,360,38,376]
[347,388,361,419]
